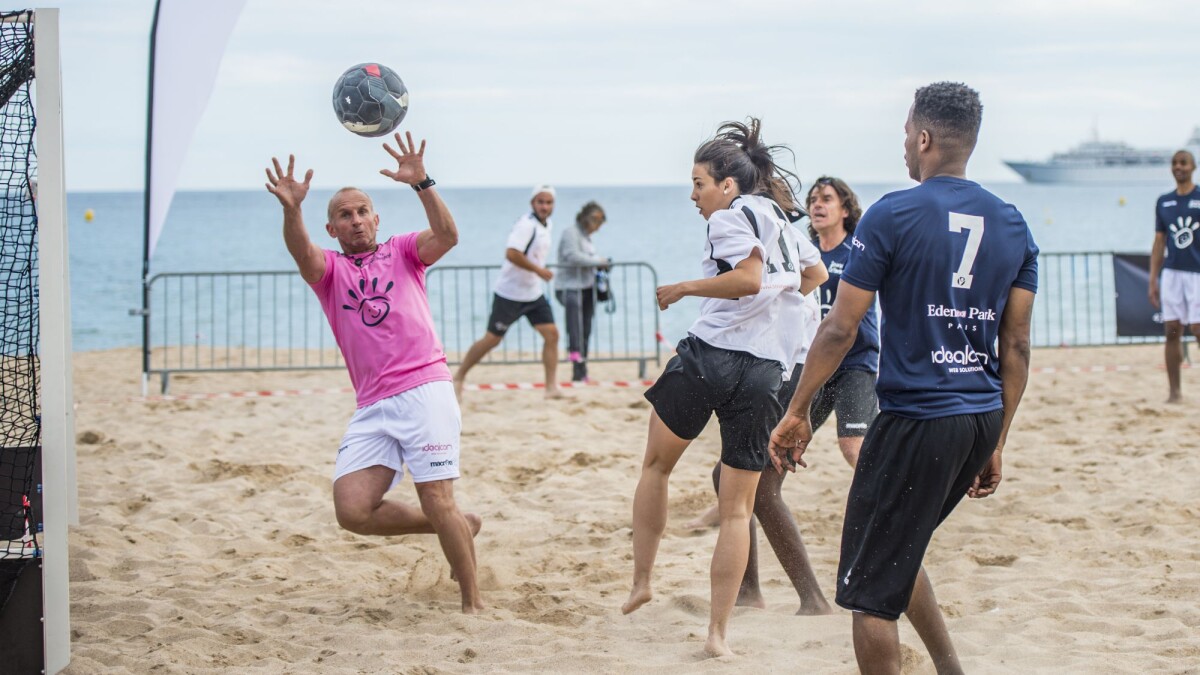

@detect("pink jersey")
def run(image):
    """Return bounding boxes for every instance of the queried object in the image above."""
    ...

[310,233,451,408]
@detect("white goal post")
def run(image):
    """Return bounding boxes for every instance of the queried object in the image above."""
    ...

[33,7,74,675]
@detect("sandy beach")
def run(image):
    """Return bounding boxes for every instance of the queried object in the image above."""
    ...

[60,344,1199,674]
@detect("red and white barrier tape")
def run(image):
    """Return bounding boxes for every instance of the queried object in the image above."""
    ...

[656,331,677,355]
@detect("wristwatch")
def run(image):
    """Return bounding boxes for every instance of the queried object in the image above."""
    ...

[412,176,437,192]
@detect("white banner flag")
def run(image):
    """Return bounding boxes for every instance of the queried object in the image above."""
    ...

[145,0,245,260]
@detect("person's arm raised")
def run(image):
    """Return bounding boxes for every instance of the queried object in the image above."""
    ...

[381,132,459,266]
[265,155,325,284]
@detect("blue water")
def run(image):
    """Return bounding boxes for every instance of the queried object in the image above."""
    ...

[67,181,1162,352]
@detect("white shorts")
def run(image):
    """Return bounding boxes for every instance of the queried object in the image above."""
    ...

[1160,268,1200,324]
[333,380,461,490]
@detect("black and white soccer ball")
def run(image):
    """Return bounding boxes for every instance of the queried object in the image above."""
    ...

[331,63,409,137]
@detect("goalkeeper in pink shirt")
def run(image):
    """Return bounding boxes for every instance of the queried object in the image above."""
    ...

[264,132,483,614]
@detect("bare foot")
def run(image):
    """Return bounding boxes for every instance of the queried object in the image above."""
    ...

[1167,393,1183,404]
[545,386,569,400]
[465,512,483,536]
[462,600,486,614]
[703,633,734,658]
[683,505,720,531]
[622,584,652,614]
[795,597,833,615]
[452,375,465,403]
[735,593,766,609]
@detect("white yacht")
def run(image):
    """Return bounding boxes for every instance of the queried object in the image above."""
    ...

[1004,128,1200,184]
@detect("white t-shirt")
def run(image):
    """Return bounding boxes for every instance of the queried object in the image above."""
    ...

[688,194,822,380]
[493,211,553,302]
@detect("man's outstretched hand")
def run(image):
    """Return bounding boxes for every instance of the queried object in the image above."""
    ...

[265,155,312,209]
[380,131,427,186]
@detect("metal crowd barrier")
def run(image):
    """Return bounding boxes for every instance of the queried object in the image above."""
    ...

[1031,251,1161,348]
[143,262,661,393]
[142,253,1160,393]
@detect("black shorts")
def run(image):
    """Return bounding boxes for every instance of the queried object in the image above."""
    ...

[486,294,554,336]
[777,367,878,438]
[835,409,1003,621]
[810,369,879,438]
[644,335,784,472]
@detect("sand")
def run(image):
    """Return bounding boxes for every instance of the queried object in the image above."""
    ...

[59,344,1199,674]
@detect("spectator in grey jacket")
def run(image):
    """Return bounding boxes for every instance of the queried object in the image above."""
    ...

[555,201,608,382]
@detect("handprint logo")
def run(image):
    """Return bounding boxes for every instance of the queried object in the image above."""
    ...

[341,277,394,327]
[1170,216,1200,249]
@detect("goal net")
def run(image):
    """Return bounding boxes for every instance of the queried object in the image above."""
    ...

[0,8,72,674]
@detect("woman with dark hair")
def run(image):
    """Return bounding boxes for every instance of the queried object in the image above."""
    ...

[555,201,607,382]
[806,176,878,467]
[688,177,879,615]
[622,118,827,657]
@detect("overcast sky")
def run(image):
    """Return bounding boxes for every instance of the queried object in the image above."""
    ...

[33,0,1200,192]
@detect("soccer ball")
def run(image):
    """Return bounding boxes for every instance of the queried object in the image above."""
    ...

[331,63,409,137]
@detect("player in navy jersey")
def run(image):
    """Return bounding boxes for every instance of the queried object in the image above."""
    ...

[806,176,879,467]
[622,118,825,658]
[770,83,1038,673]
[1149,150,1200,402]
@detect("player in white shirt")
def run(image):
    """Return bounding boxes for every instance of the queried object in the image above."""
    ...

[453,185,564,399]
[622,118,827,657]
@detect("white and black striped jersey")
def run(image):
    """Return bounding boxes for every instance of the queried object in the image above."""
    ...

[689,194,822,379]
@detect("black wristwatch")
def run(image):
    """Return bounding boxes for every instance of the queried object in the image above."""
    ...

[412,176,436,192]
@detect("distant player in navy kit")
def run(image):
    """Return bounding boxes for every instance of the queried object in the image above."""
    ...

[806,176,879,467]
[622,118,821,657]
[1149,149,1200,403]
[770,83,1038,674]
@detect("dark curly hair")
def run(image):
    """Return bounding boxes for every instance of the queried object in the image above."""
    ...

[693,117,801,213]
[805,176,862,239]
[575,200,605,228]
[912,82,982,152]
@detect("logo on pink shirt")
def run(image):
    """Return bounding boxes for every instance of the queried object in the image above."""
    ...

[342,277,394,326]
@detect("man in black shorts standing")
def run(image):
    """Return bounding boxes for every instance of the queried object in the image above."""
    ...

[454,185,564,399]
[770,82,1038,673]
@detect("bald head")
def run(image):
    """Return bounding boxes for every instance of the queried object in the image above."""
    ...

[327,187,373,221]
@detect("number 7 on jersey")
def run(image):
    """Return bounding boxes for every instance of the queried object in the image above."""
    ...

[948,212,984,289]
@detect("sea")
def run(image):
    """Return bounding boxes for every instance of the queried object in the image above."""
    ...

[65,181,1163,353]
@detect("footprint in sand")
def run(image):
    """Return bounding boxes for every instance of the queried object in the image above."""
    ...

[971,553,1018,567]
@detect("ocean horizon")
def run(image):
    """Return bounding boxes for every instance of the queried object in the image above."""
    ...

[65,181,1164,352]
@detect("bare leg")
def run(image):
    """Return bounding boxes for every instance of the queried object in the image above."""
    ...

[334,467,484,611]
[712,463,764,609]
[705,463,760,657]
[852,612,902,675]
[623,411,691,614]
[749,467,831,615]
[415,479,485,614]
[453,332,502,400]
[713,462,830,613]
[839,436,864,468]
[1165,320,1184,402]
[905,567,963,674]
[534,322,564,398]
